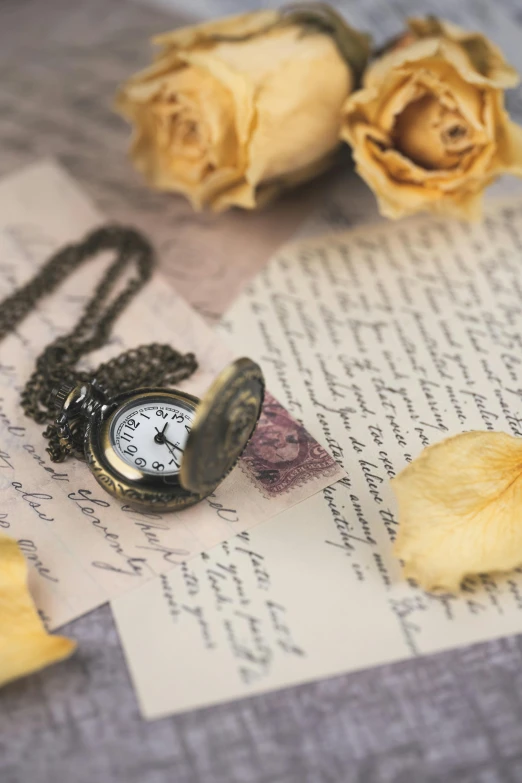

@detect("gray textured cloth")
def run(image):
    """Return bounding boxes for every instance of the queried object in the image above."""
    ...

[2,1,522,782]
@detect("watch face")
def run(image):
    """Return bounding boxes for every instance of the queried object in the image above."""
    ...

[110,395,196,477]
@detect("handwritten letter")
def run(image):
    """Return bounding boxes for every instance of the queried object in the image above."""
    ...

[114,199,522,718]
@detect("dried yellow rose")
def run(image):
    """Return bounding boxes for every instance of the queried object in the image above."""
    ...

[116,7,369,211]
[0,534,76,687]
[341,17,522,220]
[392,431,522,592]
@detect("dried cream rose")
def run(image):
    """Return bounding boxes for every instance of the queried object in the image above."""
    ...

[341,18,522,220]
[116,8,368,211]
[392,431,522,592]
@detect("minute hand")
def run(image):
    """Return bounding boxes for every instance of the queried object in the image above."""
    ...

[162,437,184,467]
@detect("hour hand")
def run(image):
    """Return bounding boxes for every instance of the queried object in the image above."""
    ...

[154,422,168,443]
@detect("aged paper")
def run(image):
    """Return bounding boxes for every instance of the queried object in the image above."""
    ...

[114,197,522,719]
[0,160,342,630]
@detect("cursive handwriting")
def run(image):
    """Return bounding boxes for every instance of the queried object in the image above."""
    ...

[11,482,54,522]
[68,489,149,577]
[0,449,13,469]
[18,538,59,583]
[205,494,240,523]
[0,399,25,438]
[23,444,69,481]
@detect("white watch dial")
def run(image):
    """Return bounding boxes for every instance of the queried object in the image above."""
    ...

[110,397,195,476]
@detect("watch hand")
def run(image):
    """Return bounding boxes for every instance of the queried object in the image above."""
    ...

[163,438,183,468]
[163,435,182,450]
[154,422,169,443]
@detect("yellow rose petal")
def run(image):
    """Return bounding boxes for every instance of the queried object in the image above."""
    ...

[237,26,351,188]
[153,11,280,52]
[0,534,76,688]
[408,17,520,89]
[392,431,522,593]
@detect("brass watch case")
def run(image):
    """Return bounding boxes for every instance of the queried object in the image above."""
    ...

[85,358,265,512]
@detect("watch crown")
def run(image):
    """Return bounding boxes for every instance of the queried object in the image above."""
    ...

[50,382,77,412]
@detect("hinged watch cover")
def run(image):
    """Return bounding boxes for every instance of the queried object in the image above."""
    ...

[180,357,265,495]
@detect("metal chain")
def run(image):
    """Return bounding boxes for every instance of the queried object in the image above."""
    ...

[0,225,198,460]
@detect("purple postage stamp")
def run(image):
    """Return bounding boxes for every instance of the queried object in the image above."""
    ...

[240,392,339,498]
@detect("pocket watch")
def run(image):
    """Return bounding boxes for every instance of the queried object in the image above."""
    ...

[51,357,264,511]
[0,224,265,512]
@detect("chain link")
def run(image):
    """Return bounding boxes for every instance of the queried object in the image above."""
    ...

[0,225,198,460]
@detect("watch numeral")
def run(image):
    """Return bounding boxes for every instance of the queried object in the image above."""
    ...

[169,457,181,468]
[125,418,140,430]
[152,461,164,471]
[171,412,184,422]
[156,409,168,419]
[124,445,138,455]
[139,412,151,420]
[135,457,146,467]
[121,433,133,443]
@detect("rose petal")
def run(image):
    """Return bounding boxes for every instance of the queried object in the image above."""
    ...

[179,50,255,167]
[0,535,76,688]
[392,431,522,592]
[152,11,281,53]
[491,96,522,176]
[394,95,476,169]
[408,17,520,89]
[244,28,351,188]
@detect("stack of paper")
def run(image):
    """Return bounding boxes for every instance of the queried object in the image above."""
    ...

[0,160,343,631]
[4,158,522,721]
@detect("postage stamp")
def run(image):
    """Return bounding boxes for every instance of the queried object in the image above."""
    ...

[240,392,339,498]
